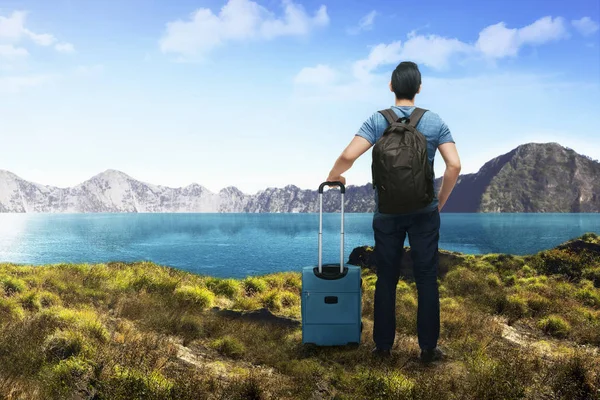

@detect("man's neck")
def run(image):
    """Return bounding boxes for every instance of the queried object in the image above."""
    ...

[394,99,415,106]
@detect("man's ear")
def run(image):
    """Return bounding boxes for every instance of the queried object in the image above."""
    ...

[389,81,393,92]
[417,84,422,94]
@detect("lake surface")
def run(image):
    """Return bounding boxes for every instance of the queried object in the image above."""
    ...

[0,213,598,279]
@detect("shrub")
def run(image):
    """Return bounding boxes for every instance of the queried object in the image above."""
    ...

[504,294,528,321]
[202,277,221,291]
[582,267,600,287]
[362,274,377,290]
[483,253,525,275]
[39,291,62,307]
[503,274,516,286]
[130,274,179,294]
[232,296,261,311]
[519,265,536,278]
[262,290,282,311]
[210,335,246,359]
[0,297,25,321]
[174,285,215,309]
[354,367,414,399]
[283,273,302,290]
[43,329,89,362]
[396,280,411,293]
[485,273,502,288]
[19,291,42,311]
[175,314,204,343]
[580,232,599,243]
[40,356,93,399]
[1,276,26,295]
[538,315,571,338]
[278,359,325,380]
[44,306,109,343]
[243,277,267,295]
[575,287,600,307]
[525,293,552,316]
[264,274,286,288]
[212,279,241,299]
[101,366,174,399]
[396,293,418,335]
[530,249,585,280]
[548,351,598,399]
[444,267,487,296]
[462,349,534,399]
[280,291,298,307]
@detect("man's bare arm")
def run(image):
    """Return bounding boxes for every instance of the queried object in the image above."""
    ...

[327,136,373,182]
[437,142,461,211]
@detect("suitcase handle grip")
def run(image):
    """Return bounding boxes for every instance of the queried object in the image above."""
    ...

[324,296,338,304]
[318,181,346,194]
[317,181,344,274]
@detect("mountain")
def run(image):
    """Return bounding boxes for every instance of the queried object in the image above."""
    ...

[1,143,599,213]
[439,142,600,212]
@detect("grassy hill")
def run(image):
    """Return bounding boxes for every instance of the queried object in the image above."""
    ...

[0,233,599,399]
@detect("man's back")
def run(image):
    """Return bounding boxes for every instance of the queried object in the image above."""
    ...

[355,105,455,215]
[325,61,461,361]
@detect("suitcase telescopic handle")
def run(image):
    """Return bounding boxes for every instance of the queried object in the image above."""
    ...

[318,181,345,274]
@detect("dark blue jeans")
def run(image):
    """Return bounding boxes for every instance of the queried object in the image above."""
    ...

[372,208,440,351]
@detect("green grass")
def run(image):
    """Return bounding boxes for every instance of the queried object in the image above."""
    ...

[0,232,598,399]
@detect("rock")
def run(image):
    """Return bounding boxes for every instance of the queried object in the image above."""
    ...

[210,307,301,328]
[348,245,464,279]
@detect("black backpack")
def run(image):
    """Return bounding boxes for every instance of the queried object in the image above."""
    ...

[371,107,434,214]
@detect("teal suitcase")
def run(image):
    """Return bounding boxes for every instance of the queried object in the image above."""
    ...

[301,181,362,346]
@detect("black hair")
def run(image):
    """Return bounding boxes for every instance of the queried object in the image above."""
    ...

[391,61,421,100]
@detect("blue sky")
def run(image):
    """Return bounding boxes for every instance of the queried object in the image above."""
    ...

[0,0,599,194]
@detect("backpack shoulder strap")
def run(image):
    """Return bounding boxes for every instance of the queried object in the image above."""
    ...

[408,107,428,128]
[378,109,398,125]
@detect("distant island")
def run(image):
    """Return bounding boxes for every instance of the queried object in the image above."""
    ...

[1,142,599,213]
[0,233,598,398]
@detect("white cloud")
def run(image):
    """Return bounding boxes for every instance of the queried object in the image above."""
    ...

[0,44,28,59]
[0,74,55,93]
[518,16,568,44]
[399,34,473,69]
[292,15,593,106]
[55,42,75,53]
[352,41,402,81]
[349,33,472,79]
[299,15,571,87]
[476,16,568,59]
[293,64,337,85]
[475,22,520,58]
[572,17,599,36]
[159,0,329,57]
[260,0,328,38]
[0,11,55,45]
[347,10,377,35]
[73,64,104,77]
[0,10,71,54]
[25,30,56,46]
[0,11,27,41]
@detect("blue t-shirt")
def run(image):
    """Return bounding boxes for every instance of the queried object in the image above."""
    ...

[355,105,455,216]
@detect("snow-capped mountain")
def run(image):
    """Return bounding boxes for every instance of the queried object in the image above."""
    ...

[0,169,370,213]
[2,142,599,213]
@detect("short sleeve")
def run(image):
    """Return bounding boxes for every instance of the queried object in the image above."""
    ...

[438,121,455,146]
[355,113,377,145]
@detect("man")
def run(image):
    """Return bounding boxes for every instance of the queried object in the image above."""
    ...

[326,61,461,363]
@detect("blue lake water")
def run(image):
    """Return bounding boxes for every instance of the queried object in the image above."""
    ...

[0,213,598,279]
